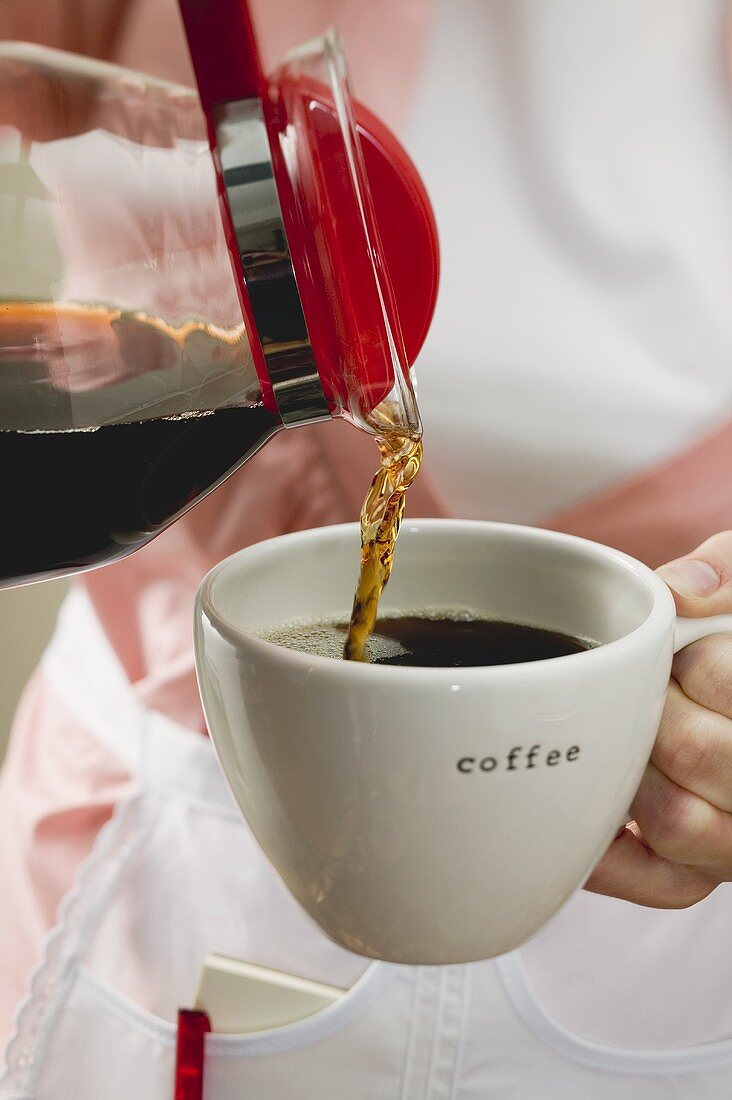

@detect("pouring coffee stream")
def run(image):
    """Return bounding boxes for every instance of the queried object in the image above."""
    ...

[344,429,423,662]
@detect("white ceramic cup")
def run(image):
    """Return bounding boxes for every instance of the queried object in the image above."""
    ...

[194,520,732,965]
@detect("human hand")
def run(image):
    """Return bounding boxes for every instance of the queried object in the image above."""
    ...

[586,532,732,907]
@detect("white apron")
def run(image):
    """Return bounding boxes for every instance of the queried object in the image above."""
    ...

[3,587,732,1098]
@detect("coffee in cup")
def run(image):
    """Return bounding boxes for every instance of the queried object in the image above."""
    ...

[260,610,596,667]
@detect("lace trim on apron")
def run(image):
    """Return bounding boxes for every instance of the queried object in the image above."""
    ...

[1,794,148,1098]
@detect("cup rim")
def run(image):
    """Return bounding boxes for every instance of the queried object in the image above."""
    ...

[196,519,676,680]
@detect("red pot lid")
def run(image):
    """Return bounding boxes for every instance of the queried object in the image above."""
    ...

[179,1,438,429]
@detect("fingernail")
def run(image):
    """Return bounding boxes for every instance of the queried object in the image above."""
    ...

[657,558,721,599]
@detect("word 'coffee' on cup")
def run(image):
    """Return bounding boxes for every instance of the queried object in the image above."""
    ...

[456,744,581,773]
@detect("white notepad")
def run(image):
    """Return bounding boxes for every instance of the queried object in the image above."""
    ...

[195,953,345,1034]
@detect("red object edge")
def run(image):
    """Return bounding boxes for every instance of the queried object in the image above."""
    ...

[177,0,264,105]
[177,0,277,413]
[174,1008,211,1100]
[176,0,439,424]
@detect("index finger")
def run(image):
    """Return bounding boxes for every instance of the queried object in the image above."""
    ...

[585,825,718,909]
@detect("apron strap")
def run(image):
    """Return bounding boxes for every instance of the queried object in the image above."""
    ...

[41,586,239,812]
[42,585,146,772]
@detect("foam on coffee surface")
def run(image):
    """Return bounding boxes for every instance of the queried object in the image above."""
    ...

[257,609,597,668]
[257,607,485,664]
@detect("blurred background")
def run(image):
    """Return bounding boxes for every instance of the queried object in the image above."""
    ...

[0,581,69,760]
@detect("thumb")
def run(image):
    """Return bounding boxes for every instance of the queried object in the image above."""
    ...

[656,531,732,617]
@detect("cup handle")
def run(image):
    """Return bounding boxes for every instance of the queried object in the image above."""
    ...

[674,615,732,653]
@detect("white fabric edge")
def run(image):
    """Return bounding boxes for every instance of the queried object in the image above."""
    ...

[75,959,395,1058]
[40,586,145,772]
[41,587,239,814]
[449,964,472,1100]
[496,951,732,1075]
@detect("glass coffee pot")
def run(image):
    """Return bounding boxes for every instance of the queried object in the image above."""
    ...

[0,0,438,587]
